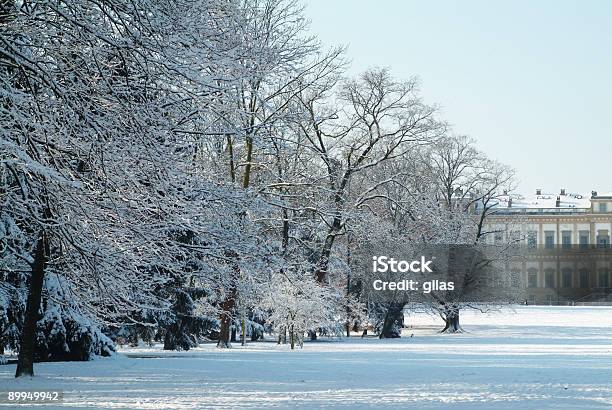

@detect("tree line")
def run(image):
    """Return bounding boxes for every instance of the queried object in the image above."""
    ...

[0,0,516,377]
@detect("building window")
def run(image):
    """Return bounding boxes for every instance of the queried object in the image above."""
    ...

[495,273,507,288]
[597,231,610,248]
[579,231,590,248]
[579,269,589,288]
[561,231,572,249]
[599,203,608,213]
[494,231,503,244]
[598,269,609,288]
[562,269,572,288]
[545,269,555,288]
[544,231,555,249]
[527,269,538,288]
[527,231,537,249]
[511,270,520,288]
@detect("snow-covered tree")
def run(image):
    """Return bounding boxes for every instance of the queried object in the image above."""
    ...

[262,270,343,349]
[419,136,519,332]
[0,0,258,375]
[0,0,522,369]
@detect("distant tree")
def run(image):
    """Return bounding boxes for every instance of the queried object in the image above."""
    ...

[421,135,520,333]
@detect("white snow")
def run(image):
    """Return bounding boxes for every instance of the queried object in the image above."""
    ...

[492,192,592,210]
[2,306,612,409]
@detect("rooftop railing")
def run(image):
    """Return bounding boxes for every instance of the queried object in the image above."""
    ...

[485,207,591,216]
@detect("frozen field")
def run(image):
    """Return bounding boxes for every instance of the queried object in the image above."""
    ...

[2,306,612,409]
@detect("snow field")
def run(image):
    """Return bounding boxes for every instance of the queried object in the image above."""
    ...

[1,306,612,409]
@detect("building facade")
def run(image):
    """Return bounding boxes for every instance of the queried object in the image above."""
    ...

[483,190,612,305]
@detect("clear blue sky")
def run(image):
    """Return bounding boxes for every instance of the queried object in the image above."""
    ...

[304,0,612,195]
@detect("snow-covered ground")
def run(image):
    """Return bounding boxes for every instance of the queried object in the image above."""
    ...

[2,306,612,409]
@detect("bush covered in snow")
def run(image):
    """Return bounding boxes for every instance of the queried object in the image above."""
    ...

[0,273,115,361]
[34,276,115,361]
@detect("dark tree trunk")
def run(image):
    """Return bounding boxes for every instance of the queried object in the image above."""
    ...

[281,209,289,253]
[241,317,246,346]
[218,122,251,348]
[314,191,344,283]
[289,325,295,350]
[163,320,180,350]
[379,303,404,339]
[226,135,236,183]
[278,327,287,344]
[217,251,239,349]
[441,309,462,333]
[129,327,139,347]
[345,230,353,338]
[314,223,339,283]
[163,322,191,351]
[15,234,47,377]
[251,328,261,342]
[230,326,237,342]
[308,330,317,341]
[217,287,236,348]
[242,134,254,188]
[163,331,175,350]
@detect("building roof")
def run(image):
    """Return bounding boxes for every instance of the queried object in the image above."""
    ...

[496,192,591,209]
[593,192,612,199]
[480,190,596,216]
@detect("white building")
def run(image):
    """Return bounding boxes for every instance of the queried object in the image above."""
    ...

[483,189,612,304]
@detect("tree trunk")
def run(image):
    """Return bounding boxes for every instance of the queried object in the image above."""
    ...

[277,327,288,344]
[441,309,462,333]
[241,315,246,346]
[289,325,295,350]
[345,230,353,338]
[217,285,236,348]
[217,313,232,348]
[308,330,317,341]
[242,135,253,188]
[15,234,47,378]
[379,303,404,339]
[129,327,139,347]
[163,331,175,351]
[251,329,260,342]
[226,134,236,184]
[217,125,253,348]
[314,228,337,283]
[230,326,237,342]
[217,249,240,349]
[281,208,289,253]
